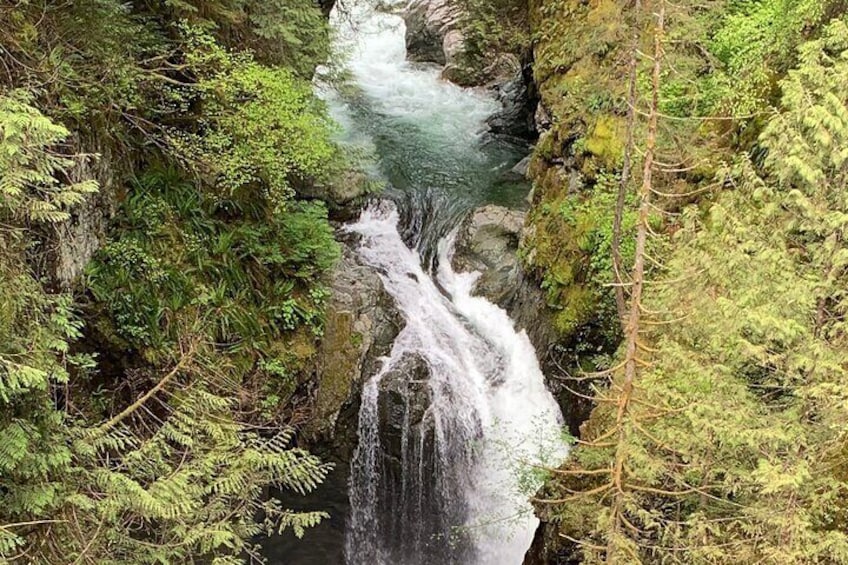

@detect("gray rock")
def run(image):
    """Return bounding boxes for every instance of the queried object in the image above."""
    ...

[402,0,537,138]
[534,102,552,132]
[485,60,538,139]
[46,135,119,288]
[511,155,532,178]
[440,29,467,80]
[452,206,525,296]
[378,353,432,460]
[403,0,460,65]
[307,243,404,442]
[452,205,556,358]
[297,170,372,220]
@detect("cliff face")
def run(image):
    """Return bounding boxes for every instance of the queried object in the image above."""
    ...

[522,0,629,336]
[307,242,403,453]
[518,2,633,561]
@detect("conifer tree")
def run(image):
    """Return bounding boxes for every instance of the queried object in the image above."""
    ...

[538,13,848,565]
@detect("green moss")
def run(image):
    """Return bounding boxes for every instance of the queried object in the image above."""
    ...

[521,0,639,343]
[553,284,597,335]
[535,131,557,161]
[308,309,361,437]
[584,115,625,168]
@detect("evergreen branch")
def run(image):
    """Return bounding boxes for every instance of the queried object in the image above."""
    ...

[559,532,607,551]
[0,520,68,530]
[98,343,197,433]
[532,482,614,504]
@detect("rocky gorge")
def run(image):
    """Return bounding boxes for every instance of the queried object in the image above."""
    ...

[286,1,592,562]
[0,0,598,561]
[8,0,844,562]
[305,0,564,463]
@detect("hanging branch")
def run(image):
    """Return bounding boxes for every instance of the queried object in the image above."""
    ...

[98,341,197,433]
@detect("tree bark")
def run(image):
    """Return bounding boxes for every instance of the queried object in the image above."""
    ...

[608,3,664,561]
[612,0,643,329]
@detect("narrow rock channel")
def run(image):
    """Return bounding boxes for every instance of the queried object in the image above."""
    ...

[267,1,567,563]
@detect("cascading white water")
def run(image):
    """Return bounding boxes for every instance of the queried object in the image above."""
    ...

[344,204,565,565]
[327,0,496,141]
[324,1,569,564]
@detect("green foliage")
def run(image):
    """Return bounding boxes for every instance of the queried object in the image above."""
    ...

[0,0,343,561]
[761,19,848,196]
[61,386,332,564]
[523,167,634,337]
[0,94,97,556]
[242,0,332,76]
[1,0,161,127]
[539,18,848,563]
[159,0,330,76]
[86,169,338,353]
[709,0,848,112]
[170,28,339,207]
[0,92,99,223]
[455,0,530,83]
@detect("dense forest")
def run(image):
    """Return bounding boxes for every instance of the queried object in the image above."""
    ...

[2,0,848,564]
[0,1,346,562]
[513,0,848,563]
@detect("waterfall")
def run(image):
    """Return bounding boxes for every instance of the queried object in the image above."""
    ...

[323,1,569,564]
[344,204,565,564]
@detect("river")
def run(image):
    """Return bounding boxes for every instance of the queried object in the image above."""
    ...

[265,1,566,563]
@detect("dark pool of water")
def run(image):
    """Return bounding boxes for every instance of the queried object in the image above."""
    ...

[261,463,351,564]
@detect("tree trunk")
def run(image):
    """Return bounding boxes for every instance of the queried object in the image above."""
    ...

[607,3,664,562]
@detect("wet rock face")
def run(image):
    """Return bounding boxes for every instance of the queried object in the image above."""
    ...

[454,209,600,440]
[485,56,539,140]
[452,205,525,303]
[402,0,460,66]
[523,521,580,565]
[308,241,404,446]
[451,205,557,359]
[319,0,336,16]
[369,353,474,564]
[377,353,432,462]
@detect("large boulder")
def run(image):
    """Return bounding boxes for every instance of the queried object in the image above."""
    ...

[296,170,373,221]
[307,242,404,445]
[451,205,557,358]
[440,29,467,79]
[402,0,461,65]
[377,353,432,462]
[452,205,524,303]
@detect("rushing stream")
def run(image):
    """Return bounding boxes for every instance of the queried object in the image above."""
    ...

[321,0,531,263]
[268,0,567,563]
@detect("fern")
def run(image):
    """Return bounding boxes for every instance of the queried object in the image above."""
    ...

[0,91,99,224]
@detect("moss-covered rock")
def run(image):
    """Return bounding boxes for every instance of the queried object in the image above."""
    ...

[307,243,403,445]
[519,0,633,342]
